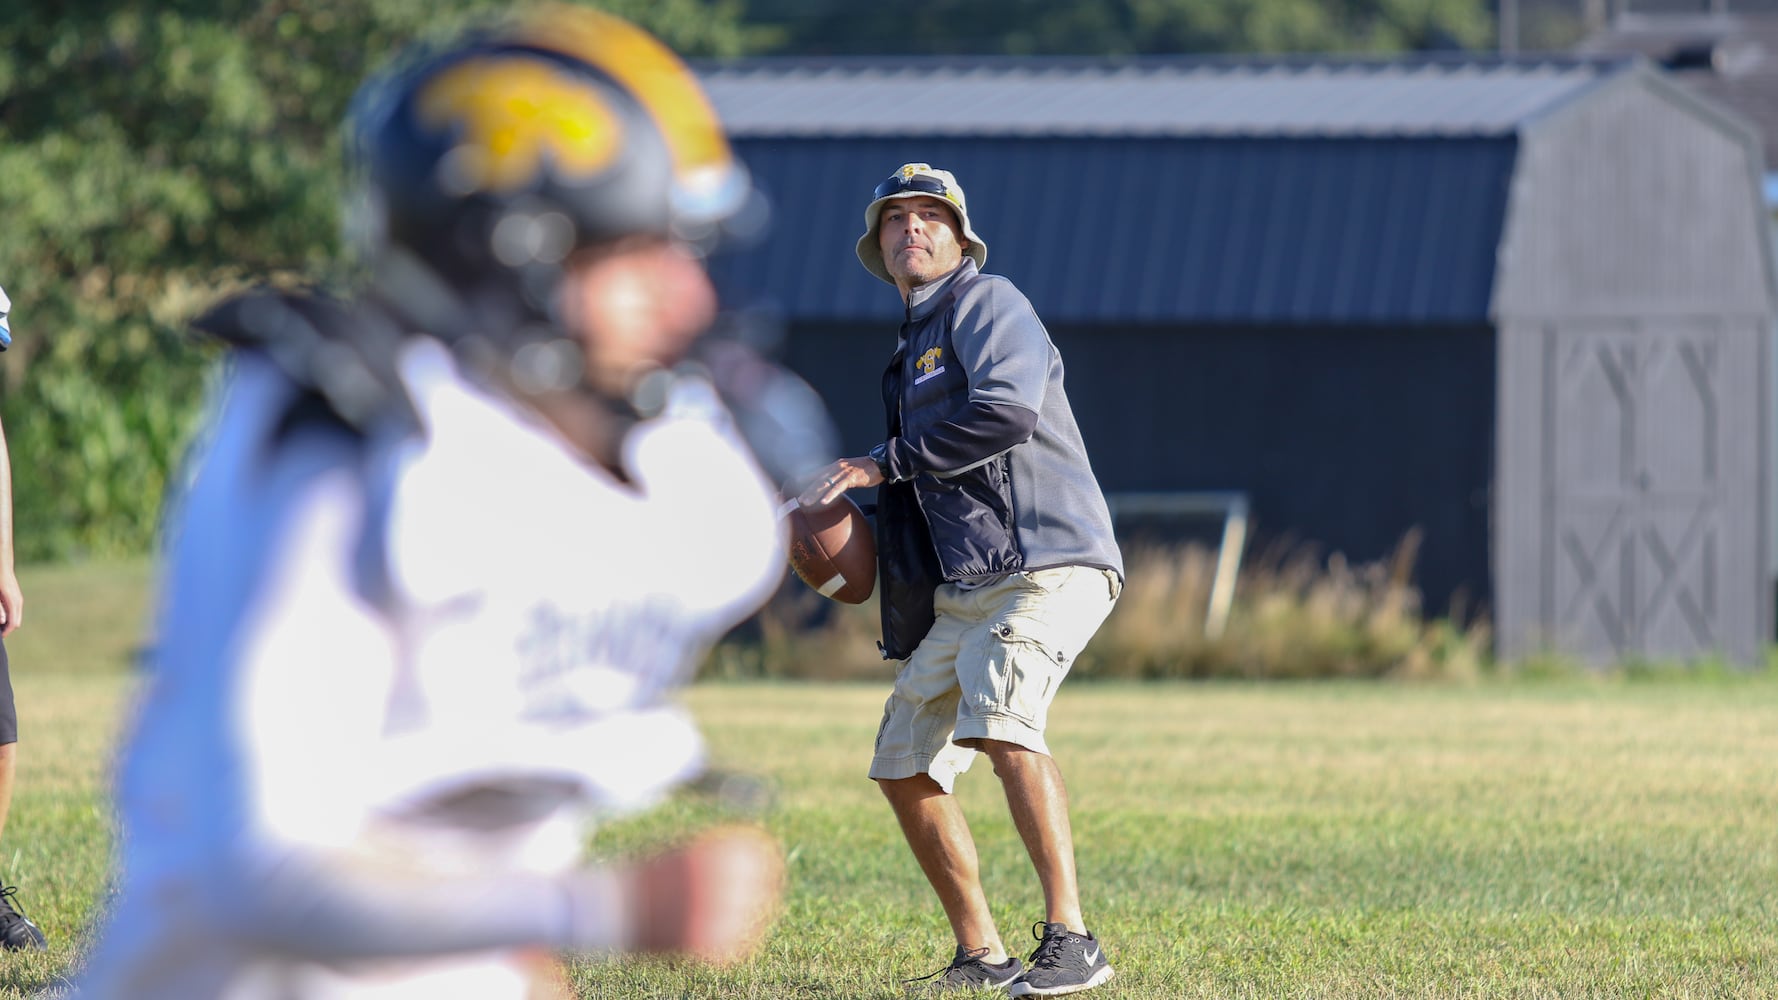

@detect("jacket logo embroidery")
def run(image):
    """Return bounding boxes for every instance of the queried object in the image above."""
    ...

[913,347,944,385]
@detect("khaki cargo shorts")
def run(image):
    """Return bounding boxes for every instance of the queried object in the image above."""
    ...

[869,565,1121,793]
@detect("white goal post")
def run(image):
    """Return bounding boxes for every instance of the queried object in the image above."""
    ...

[1103,491,1249,639]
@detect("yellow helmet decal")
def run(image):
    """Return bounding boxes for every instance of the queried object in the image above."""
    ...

[514,6,734,185]
[417,56,622,193]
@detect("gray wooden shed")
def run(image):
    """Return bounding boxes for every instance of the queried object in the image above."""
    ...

[1490,66,1775,664]
[700,54,1778,666]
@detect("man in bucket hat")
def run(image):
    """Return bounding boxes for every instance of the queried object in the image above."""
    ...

[799,163,1125,996]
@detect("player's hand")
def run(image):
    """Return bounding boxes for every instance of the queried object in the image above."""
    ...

[628,824,785,964]
[0,567,23,636]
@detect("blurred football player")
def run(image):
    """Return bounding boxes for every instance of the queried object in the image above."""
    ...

[75,7,791,998]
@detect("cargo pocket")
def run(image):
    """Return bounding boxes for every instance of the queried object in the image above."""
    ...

[970,618,1071,728]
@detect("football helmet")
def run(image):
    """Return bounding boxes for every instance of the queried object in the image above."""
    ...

[344,5,757,394]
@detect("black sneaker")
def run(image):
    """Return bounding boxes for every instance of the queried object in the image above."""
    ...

[1009,922,1113,996]
[0,885,46,951]
[905,944,1024,993]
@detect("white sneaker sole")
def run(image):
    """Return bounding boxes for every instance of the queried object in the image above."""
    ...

[1008,965,1115,996]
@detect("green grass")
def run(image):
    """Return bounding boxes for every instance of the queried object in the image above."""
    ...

[2,560,1776,997]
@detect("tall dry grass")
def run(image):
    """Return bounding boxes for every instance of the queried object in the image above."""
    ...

[1081,530,1492,680]
[708,532,1493,682]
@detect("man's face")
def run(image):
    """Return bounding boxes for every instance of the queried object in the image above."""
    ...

[877,195,968,291]
[556,236,716,397]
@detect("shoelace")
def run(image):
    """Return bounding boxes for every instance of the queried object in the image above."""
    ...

[1027,923,1071,970]
[904,945,993,984]
[0,886,26,919]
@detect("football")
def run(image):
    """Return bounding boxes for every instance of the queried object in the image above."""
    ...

[784,494,876,604]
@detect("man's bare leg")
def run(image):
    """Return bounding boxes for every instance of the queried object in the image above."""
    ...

[0,742,16,845]
[981,741,1085,935]
[877,774,1008,961]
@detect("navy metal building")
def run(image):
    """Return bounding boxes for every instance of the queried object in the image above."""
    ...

[699,54,1777,666]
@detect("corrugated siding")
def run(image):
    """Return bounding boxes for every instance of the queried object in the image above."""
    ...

[711,135,1517,326]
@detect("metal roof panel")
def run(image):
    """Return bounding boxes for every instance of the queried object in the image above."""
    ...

[700,55,1631,139]
[709,135,1517,326]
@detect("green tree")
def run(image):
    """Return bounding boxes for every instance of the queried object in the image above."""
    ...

[0,1,757,560]
[741,0,1493,56]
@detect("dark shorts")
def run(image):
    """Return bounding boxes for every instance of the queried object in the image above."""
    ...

[0,639,17,745]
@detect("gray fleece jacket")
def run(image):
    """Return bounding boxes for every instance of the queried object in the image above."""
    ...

[872,259,1123,657]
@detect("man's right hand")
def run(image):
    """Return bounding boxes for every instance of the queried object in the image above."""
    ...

[796,456,885,509]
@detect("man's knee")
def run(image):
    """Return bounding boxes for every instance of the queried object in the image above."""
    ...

[974,739,1043,774]
[875,773,943,803]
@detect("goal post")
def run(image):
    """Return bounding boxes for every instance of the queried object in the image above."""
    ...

[1103,491,1249,639]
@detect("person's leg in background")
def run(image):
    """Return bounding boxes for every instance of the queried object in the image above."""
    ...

[0,639,44,952]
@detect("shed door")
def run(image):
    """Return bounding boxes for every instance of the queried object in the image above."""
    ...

[1549,321,1735,661]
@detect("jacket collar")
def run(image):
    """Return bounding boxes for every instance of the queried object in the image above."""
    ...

[905,258,978,322]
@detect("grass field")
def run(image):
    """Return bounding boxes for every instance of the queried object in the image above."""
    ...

[0,561,1775,997]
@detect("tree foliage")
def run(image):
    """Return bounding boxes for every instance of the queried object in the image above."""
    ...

[740,0,1494,56]
[0,1,757,561]
[0,0,1496,561]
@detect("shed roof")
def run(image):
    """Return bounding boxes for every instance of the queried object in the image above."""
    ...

[700,54,1632,139]
[1577,13,1778,170]
[697,56,1661,326]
